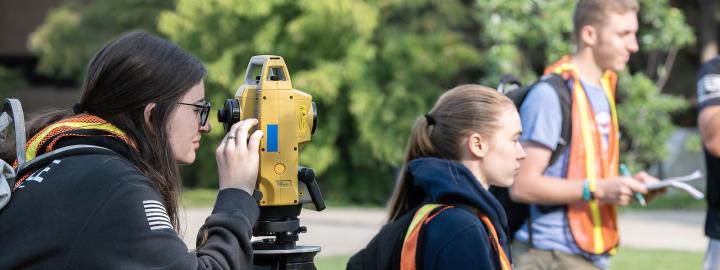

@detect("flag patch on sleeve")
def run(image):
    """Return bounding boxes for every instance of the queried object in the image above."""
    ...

[143,200,173,230]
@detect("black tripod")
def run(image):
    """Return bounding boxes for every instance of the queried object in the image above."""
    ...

[252,168,325,270]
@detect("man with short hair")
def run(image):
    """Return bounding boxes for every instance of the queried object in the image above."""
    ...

[509,1,658,269]
[697,57,720,270]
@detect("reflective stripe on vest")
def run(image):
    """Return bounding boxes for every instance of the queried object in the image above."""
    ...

[544,56,620,254]
[400,204,512,270]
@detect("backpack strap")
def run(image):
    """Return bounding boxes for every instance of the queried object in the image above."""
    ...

[0,99,27,167]
[400,204,512,270]
[454,204,512,270]
[504,74,571,166]
[541,74,572,166]
[525,74,572,246]
[400,204,452,270]
[12,145,119,191]
[478,213,512,270]
[0,99,26,208]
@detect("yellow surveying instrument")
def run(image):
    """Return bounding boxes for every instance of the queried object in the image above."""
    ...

[217,55,325,270]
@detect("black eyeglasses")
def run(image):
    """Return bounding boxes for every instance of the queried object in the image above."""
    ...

[177,101,212,127]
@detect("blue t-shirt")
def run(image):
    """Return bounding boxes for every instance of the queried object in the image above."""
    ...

[514,79,612,269]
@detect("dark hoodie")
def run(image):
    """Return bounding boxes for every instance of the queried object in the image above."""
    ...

[347,157,511,270]
[0,125,259,269]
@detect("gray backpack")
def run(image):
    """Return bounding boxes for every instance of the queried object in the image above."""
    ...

[0,99,26,208]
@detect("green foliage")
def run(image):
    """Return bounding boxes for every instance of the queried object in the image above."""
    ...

[684,132,703,154]
[28,0,175,80]
[474,0,575,84]
[31,0,695,205]
[617,72,688,171]
[361,0,483,164]
[0,67,26,94]
[158,0,395,203]
[637,1,694,50]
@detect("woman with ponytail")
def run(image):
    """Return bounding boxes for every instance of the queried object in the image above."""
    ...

[0,31,262,269]
[348,85,526,270]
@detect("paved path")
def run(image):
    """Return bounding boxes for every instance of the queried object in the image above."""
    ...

[617,210,705,251]
[179,208,707,257]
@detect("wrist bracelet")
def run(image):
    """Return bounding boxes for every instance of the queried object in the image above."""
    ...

[582,179,591,201]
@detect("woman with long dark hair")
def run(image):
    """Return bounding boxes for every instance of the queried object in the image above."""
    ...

[348,85,525,270]
[0,31,262,269]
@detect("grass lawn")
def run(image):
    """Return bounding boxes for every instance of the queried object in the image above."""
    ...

[180,188,386,209]
[316,255,351,270]
[181,188,218,208]
[611,247,703,270]
[313,247,704,270]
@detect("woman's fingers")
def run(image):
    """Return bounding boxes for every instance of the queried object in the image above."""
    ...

[224,120,245,152]
[216,119,261,193]
[234,118,258,148]
[248,130,264,155]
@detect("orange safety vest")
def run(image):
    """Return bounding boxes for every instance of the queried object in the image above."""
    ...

[400,204,512,270]
[544,56,621,255]
[14,113,135,190]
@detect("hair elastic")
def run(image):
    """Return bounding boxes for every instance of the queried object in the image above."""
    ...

[425,113,436,126]
[72,103,84,114]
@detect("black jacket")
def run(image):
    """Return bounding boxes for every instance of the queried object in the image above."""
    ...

[699,56,720,239]
[0,137,259,269]
[347,158,511,270]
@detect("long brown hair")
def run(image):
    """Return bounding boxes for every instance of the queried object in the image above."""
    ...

[386,84,513,222]
[14,31,206,231]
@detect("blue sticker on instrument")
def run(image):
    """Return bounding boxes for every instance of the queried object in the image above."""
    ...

[267,124,278,152]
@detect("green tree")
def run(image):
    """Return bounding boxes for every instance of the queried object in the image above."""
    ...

[28,0,174,80]
[157,0,388,202]
[31,0,695,204]
[0,67,26,95]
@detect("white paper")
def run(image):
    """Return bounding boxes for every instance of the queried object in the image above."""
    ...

[645,170,704,199]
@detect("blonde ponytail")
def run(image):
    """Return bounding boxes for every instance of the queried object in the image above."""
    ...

[386,84,512,221]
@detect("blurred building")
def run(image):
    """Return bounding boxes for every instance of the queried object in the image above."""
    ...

[0,0,82,114]
[0,0,63,56]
